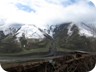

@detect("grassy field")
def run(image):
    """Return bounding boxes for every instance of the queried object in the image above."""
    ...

[0,47,81,55]
[0,47,49,56]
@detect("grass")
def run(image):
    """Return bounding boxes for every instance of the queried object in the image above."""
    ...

[0,47,49,56]
[0,47,80,56]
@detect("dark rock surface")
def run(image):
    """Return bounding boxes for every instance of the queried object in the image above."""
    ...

[2,53,96,72]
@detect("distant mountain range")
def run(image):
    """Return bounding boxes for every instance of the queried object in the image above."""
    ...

[0,22,94,39]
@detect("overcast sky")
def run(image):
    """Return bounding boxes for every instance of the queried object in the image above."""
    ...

[0,0,96,28]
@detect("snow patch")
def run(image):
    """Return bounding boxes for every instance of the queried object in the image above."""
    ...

[67,22,74,36]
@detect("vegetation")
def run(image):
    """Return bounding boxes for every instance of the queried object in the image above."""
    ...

[50,22,96,52]
[0,22,96,54]
[0,28,22,53]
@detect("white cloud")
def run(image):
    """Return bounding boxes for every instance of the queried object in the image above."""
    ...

[91,0,96,6]
[0,0,96,29]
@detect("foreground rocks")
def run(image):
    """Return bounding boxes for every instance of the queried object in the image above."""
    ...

[2,53,96,72]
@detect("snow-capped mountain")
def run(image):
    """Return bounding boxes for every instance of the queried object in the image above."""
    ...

[0,22,94,40]
[0,23,23,35]
[48,22,93,38]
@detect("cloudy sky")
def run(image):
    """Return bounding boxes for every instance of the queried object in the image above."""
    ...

[0,0,96,28]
